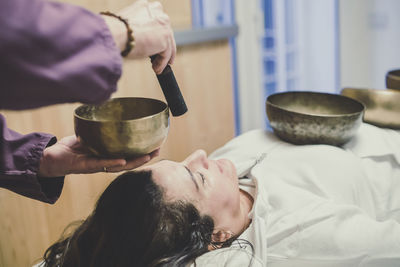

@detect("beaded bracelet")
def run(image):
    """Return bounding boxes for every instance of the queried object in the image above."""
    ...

[100,11,135,57]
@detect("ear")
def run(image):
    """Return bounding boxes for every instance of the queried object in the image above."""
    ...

[208,229,234,250]
[212,229,233,243]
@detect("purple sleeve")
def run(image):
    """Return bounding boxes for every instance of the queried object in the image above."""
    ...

[0,114,64,204]
[0,0,123,110]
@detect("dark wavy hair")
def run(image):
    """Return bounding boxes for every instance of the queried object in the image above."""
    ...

[42,170,229,267]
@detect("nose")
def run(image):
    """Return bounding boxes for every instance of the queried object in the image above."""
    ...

[184,149,209,169]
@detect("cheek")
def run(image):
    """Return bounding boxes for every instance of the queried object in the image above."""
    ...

[221,159,237,180]
[204,190,240,226]
[211,182,240,210]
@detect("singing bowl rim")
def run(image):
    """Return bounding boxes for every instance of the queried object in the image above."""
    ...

[266,91,365,118]
[73,97,170,157]
[265,91,364,146]
[341,87,400,97]
[386,69,400,90]
[340,87,400,129]
[74,97,169,123]
[386,69,400,81]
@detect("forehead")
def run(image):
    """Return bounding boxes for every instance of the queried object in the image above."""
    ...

[146,160,198,201]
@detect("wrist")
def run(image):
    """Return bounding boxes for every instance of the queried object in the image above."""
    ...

[101,12,135,57]
[38,148,61,178]
[38,149,51,177]
[101,14,128,53]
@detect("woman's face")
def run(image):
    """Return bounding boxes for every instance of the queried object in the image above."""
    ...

[144,149,242,230]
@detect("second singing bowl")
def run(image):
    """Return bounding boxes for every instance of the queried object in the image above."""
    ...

[341,87,400,129]
[266,91,365,146]
[74,97,169,158]
[386,69,400,90]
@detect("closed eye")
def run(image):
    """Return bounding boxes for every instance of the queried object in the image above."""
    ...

[185,166,199,190]
[197,172,205,184]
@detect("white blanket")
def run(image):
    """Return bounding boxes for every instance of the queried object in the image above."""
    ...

[33,124,400,267]
[193,123,400,267]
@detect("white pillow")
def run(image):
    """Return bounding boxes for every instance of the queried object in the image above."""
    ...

[343,123,400,164]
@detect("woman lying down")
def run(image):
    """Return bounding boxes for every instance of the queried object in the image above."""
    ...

[40,123,400,267]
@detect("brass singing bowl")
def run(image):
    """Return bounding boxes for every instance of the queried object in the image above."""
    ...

[266,91,365,146]
[341,87,400,129]
[386,69,400,90]
[74,97,169,158]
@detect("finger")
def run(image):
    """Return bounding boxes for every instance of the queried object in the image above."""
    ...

[124,0,152,20]
[124,154,152,169]
[142,0,157,19]
[169,34,176,65]
[154,12,170,25]
[152,55,163,74]
[149,148,160,159]
[74,157,126,174]
[133,0,149,8]
[152,56,163,74]
[98,159,127,173]
[149,1,163,11]
[152,39,172,74]
[105,155,151,172]
[159,34,174,68]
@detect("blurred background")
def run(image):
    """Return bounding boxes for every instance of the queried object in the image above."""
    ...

[1,0,399,266]
[192,0,400,133]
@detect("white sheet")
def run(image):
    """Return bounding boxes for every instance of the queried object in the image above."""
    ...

[33,124,400,267]
[192,123,400,267]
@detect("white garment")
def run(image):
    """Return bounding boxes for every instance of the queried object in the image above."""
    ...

[193,123,400,267]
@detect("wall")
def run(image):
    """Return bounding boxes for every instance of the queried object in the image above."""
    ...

[299,0,339,93]
[0,1,236,266]
[234,0,340,133]
[234,0,264,133]
[339,0,400,89]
